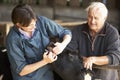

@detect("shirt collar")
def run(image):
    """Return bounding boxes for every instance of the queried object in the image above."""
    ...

[82,23,106,36]
[18,27,36,39]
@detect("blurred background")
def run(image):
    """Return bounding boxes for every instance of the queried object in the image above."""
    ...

[0,0,119,47]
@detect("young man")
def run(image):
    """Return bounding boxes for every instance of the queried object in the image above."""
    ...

[6,4,71,80]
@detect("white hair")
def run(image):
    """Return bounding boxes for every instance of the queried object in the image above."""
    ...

[86,2,108,18]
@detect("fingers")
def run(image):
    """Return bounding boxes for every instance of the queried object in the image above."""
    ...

[84,61,93,70]
[43,51,57,63]
[43,51,49,57]
[52,42,64,55]
[83,57,94,70]
[53,55,58,61]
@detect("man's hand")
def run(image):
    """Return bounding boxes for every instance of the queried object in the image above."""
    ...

[52,42,66,55]
[43,51,57,64]
[83,57,96,70]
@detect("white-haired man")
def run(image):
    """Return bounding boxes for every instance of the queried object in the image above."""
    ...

[68,2,120,80]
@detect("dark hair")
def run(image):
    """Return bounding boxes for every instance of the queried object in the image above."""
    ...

[11,4,36,27]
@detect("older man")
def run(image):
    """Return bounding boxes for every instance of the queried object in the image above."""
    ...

[69,2,120,80]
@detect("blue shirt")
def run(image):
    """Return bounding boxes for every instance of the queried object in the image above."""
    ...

[6,16,71,80]
[18,27,36,39]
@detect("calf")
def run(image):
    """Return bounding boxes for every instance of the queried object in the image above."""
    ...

[47,42,94,80]
[0,47,13,80]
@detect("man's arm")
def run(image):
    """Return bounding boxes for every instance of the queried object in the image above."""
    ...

[83,56,109,70]
[53,34,72,55]
[19,51,57,76]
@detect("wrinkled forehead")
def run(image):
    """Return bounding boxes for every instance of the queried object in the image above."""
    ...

[89,7,102,13]
[89,7,106,17]
[89,6,107,17]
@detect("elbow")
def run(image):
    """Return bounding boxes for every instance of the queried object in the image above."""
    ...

[19,71,27,76]
[108,55,120,65]
[19,72,25,76]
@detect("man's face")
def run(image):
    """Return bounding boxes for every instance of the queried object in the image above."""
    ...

[17,19,36,32]
[87,8,106,33]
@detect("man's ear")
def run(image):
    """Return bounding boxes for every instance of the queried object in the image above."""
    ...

[104,15,107,21]
[16,23,21,27]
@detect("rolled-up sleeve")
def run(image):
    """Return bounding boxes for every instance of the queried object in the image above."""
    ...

[105,27,120,65]
[38,16,72,39]
[6,37,27,74]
